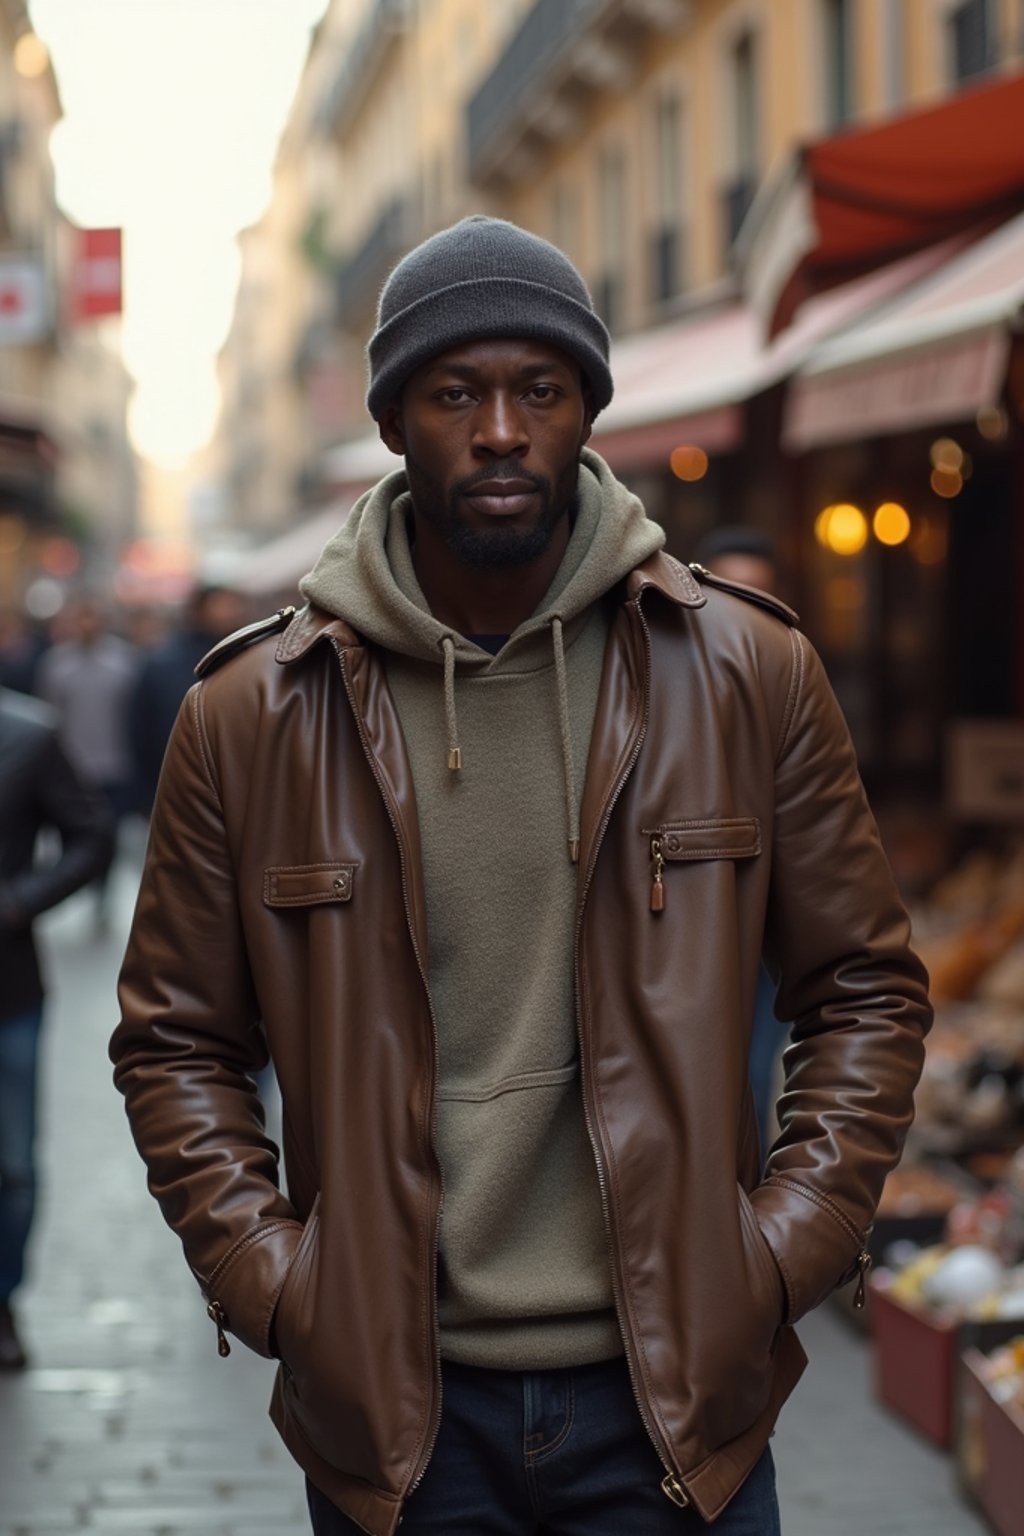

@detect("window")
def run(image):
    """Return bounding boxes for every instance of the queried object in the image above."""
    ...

[949,0,992,83]
[723,27,759,250]
[595,142,627,330]
[549,179,579,260]
[650,87,686,303]
[732,29,758,181]
[880,0,904,108]
[821,0,853,126]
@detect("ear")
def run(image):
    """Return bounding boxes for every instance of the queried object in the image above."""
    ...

[378,401,405,457]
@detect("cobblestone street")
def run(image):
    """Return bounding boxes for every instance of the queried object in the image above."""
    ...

[0,849,987,1535]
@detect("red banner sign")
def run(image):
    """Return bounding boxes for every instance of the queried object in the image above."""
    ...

[70,226,122,321]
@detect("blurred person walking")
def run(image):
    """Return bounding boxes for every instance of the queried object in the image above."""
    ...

[111,218,931,1535]
[36,595,140,928]
[0,686,113,1368]
[693,527,793,1163]
[0,605,48,696]
[127,583,247,815]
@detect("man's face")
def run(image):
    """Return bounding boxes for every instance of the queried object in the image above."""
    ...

[379,338,592,570]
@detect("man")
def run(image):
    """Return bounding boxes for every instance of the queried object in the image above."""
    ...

[36,595,140,928]
[111,218,931,1534]
[1,686,113,1368]
[693,526,780,603]
[127,582,248,814]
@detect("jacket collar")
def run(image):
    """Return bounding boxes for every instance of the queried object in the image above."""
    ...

[626,551,707,608]
[276,550,706,666]
[276,604,359,664]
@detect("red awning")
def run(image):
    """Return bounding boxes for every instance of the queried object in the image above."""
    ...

[743,71,1024,335]
[590,239,952,472]
[784,208,1024,450]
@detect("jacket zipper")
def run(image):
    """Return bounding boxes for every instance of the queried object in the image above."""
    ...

[572,593,691,1509]
[332,641,445,1499]
[767,1174,873,1310]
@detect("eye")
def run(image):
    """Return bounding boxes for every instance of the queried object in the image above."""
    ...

[436,387,474,404]
[524,384,561,402]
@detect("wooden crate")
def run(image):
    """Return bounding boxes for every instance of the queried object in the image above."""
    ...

[869,1272,1024,1450]
[957,1348,1024,1536]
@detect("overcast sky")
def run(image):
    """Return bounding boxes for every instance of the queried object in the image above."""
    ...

[30,0,329,466]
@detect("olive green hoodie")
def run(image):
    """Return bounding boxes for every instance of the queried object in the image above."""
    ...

[300,448,664,1368]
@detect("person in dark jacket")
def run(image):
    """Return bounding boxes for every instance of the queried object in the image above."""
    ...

[0,687,113,1368]
[128,584,247,814]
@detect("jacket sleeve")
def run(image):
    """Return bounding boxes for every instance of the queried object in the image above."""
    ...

[110,683,302,1357]
[0,731,113,926]
[751,630,932,1322]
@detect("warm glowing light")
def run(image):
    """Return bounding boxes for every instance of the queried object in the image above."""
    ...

[816,502,868,556]
[873,502,911,546]
[670,445,709,482]
[930,437,963,472]
[14,32,49,78]
[930,467,963,499]
[976,405,1008,441]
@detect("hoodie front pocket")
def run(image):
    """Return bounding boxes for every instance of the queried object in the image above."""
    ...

[642,817,760,912]
[263,862,358,907]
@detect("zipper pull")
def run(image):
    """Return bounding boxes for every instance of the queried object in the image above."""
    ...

[660,1472,690,1507]
[207,1299,231,1357]
[853,1248,872,1310]
[649,835,665,913]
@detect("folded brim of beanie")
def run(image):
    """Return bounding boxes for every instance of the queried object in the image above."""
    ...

[366,277,614,420]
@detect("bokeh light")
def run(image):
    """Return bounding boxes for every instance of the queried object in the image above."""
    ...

[873,502,911,546]
[815,503,868,555]
[930,437,963,472]
[14,32,50,78]
[976,405,1008,441]
[930,467,963,499]
[670,445,709,482]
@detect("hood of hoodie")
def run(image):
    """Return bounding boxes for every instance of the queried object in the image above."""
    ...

[299,447,664,675]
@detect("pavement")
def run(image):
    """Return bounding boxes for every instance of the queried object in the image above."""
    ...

[0,844,990,1535]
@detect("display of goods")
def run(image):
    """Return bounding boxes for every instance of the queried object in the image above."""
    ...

[981,1336,1024,1412]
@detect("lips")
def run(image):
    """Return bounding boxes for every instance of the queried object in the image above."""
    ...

[462,479,540,517]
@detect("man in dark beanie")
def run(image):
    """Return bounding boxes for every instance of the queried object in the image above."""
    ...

[112,217,931,1534]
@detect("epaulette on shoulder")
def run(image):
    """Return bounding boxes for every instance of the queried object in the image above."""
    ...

[194,606,297,680]
[687,564,800,628]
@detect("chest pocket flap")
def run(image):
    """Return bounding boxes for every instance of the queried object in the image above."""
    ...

[644,817,761,860]
[263,862,358,907]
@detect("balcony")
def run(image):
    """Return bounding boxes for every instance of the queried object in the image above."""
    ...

[467,0,693,186]
[319,0,411,140]
[336,196,410,330]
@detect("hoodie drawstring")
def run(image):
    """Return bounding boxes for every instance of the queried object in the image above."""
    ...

[441,635,462,771]
[551,618,580,864]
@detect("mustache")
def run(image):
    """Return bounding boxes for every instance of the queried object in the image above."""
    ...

[455,462,548,495]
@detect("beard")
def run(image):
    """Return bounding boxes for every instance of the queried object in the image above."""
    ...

[405,455,579,570]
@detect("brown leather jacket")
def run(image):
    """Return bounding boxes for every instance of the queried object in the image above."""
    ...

[112,553,930,1534]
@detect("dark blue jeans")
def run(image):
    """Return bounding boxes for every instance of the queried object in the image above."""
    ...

[307,1355,780,1533]
[0,1005,43,1302]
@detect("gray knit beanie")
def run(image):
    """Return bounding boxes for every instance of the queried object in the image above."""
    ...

[366,215,613,419]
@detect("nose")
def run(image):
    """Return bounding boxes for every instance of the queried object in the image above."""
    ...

[471,390,528,459]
